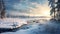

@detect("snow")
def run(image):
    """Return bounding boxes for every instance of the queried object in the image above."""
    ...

[0,18,27,28]
[0,18,60,34]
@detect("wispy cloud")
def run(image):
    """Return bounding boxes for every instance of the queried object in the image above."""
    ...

[28,2,51,16]
[5,0,51,16]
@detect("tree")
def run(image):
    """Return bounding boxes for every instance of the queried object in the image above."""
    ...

[48,0,56,19]
[56,0,60,20]
[48,0,60,20]
[0,0,5,19]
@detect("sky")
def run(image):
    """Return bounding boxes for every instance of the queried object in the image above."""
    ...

[4,0,51,16]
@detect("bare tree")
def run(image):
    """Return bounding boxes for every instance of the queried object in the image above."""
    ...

[0,0,5,19]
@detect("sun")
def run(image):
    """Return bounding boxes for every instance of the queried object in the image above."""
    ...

[43,11,50,16]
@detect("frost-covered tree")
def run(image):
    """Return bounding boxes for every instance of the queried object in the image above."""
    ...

[48,0,60,20]
[48,0,56,19]
[56,0,60,20]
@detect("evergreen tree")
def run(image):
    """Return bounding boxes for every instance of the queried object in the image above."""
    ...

[48,0,60,20]
[48,0,56,19]
[55,0,60,20]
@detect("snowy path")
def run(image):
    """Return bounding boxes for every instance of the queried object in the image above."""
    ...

[1,20,60,34]
[0,19,60,34]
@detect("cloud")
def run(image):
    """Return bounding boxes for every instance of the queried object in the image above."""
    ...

[28,2,51,16]
[5,0,51,16]
[10,12,29,16]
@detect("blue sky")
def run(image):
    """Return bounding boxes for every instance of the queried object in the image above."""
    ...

[4,0,50,16]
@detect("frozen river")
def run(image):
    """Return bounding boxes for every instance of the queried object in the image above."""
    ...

[1,18,60,34]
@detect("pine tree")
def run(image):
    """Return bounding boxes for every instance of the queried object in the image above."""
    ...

[56,0,60,20]
[48,0,56,19]
[48,0,60,20]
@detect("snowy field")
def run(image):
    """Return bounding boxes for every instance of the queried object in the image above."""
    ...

[0,18,27,28]
[0,18,60,34]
